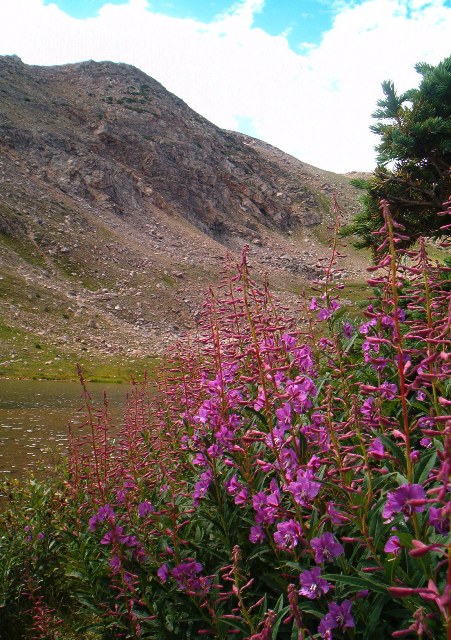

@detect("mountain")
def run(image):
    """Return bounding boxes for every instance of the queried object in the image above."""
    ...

[0,55,367,379]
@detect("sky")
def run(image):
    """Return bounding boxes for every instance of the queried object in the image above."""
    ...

[0,0,450,173]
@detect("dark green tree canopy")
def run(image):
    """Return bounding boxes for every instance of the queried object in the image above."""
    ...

[343,55,451,250]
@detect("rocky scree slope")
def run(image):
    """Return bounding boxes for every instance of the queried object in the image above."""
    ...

[0,55,367,373]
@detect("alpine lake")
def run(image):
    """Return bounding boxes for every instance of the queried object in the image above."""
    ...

[0,378,135,484]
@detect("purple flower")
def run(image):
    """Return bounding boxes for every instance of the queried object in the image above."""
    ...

[326,502,349,525]
[100,525,125,546]
[109,555,122,574]
[249,525,266,544]
[234,488,248,505]
[383,484,427,522]
[284,383,311,413]
[342,322,354,339]
[359,319,376,335]
[311,532,344,564]
[197,399,219,424]
[254,386,266,411]
[192,470,213,506]
[157,563,169,582]
[361,396,375,422]
[318,600,354,637]
[429,506,450,534]
[89,504,115,531]
[384,536,402,555]
[307,454,321,471]
[274,519,303,550]
[368,437,385,459]
[381,315,395,330]
[225,474,249,505]
[379,381,398,400]
[287,470,321,507]
[123,572,134,587]
[193,453,207,466]
[207,444,222,458]
[318,308,331,321]
[138,501,154,518]
[293,345,314,373]
[275,403,292,432]
[225,474,242,495]
[299,567,330,599]
[252,491,277,525]
[281,333,297,351]
[172,560,209,593]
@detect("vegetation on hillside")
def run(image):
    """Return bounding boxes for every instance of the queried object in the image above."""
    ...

[342,55,451,250]
[1,198,449,639]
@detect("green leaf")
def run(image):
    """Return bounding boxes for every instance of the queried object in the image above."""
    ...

[322,572,389,595]
[272,605,290,639]
[243,405,268,427]
[365,594,390,636]
[414,448,437,485]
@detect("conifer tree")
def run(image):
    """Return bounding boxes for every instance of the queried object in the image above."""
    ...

[343,55,451,250]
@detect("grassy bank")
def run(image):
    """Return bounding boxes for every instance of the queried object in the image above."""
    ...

[0,323,161,383]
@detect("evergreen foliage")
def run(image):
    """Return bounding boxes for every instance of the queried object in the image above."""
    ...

[343,55,451,250]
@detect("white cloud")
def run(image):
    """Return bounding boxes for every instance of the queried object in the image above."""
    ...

[0,0,449,172]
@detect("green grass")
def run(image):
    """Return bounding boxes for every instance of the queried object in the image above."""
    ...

[0,232,47,269]
[0,322,161,383]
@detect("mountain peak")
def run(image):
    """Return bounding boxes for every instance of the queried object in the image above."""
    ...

[0,58,365,369]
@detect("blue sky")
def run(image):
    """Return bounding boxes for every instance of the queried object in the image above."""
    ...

[4,0,451,172]
[44,0,337,49]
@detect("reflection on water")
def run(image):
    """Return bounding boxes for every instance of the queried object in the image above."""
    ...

[0,379,129,481]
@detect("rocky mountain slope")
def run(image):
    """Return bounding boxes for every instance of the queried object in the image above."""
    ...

[0,55,368,378]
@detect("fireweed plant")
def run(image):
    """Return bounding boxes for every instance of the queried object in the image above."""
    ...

[0,201,450,639]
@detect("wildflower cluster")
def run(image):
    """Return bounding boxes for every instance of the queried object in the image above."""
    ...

[0,202,449,639]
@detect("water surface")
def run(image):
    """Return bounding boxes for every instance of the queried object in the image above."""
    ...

[0,379,130,481]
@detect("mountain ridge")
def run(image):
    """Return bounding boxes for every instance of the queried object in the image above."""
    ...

[0,55,368,379]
